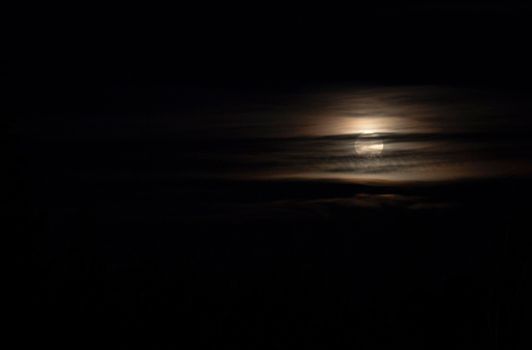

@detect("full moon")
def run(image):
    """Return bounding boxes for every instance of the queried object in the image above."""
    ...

[354,133,384,157]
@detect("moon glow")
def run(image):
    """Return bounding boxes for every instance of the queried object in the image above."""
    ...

[354,133,384,157]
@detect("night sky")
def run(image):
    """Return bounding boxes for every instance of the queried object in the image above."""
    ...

[10,2,532,349]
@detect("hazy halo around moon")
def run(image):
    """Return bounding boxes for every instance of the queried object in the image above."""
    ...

[354,133,384,157]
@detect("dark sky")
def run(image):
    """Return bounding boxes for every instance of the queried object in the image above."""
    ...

[13,1,532,94]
